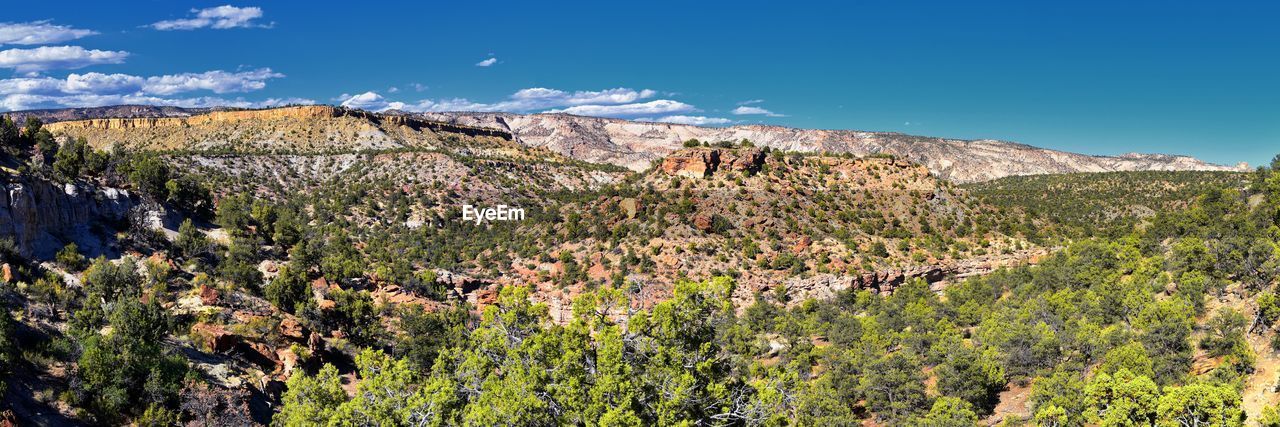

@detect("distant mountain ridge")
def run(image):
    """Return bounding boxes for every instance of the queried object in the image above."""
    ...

[6,105,214,122]
[3,105,1247,183]
[419,112,1249,183]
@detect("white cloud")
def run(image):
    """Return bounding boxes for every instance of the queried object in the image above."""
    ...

[0,68,293,111]
[731,105,786,117]
[0,69,283,96]
[141,68,284,95]
[339,87,666,116]
[0,93,312,111]
[63,72,144,94]
[410,83,428,92]
[475,57,497,67]
[0,46,128,73]
[0,21,97,45]
[639,115,732,126]
[548,100,695,117]
[737,99,764,105]
[510,87,655,108]
[338,87,704,120]
[151,5,269,30]
[340,91,403,111]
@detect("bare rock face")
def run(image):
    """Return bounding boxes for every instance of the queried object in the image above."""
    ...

[619,197,639,219]
[661,148,721,178]
[279,317,305,340]
[722,147,766,173]
[199,284,221,306]
[692,214,714,233]
[659,147,766,178]
[0,179,138,258]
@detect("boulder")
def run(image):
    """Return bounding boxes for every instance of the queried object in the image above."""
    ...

[276,347,300,378]
[693,214,714,232]
[307,331,324,353]
[279,317,305,340]
[474,288,498,307]
[619,197,639,219]
[192,323,235,353]
[792,236,812,254]
[199,284,220,305]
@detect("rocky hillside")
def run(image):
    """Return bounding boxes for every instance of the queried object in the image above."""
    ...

[7,105,1244,183]
[39,106,509,153]
[419,112,1247,183]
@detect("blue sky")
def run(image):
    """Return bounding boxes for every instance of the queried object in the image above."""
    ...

[1,1,1276,166]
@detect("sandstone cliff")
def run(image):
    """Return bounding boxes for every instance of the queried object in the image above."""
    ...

[0,178,137,258]
[659,147,767,178]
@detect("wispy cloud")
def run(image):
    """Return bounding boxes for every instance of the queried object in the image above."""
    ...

[547,100,695,117]
[0,46,128,73]
[148,68,285,94]
[0,21,97,45]
[639,115,732,126]
[731,105,786,117]
[0,68,294,111]
[151,5,270,30]
[339,87,668,116]
[1,94,310,111]
[475,57,497,67]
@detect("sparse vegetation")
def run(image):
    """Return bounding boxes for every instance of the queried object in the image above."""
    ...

[0,109,1274,426]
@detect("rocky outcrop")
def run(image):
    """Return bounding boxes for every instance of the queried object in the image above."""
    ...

[778,248,1048,305]
[661,148,720,178]
[423,112,1246,183]
[0,178,137,258]
[659,147,765,178]
[722,147,767,173]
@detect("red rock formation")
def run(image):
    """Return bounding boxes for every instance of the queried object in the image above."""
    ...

[199,284,220,305]
[192,323,235,352]
[660,147,766,179]
[722,147,766,173]
[661,148,720,178]
[792,236,812,254]
[279,317,305,340]
[693,214,714,232]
